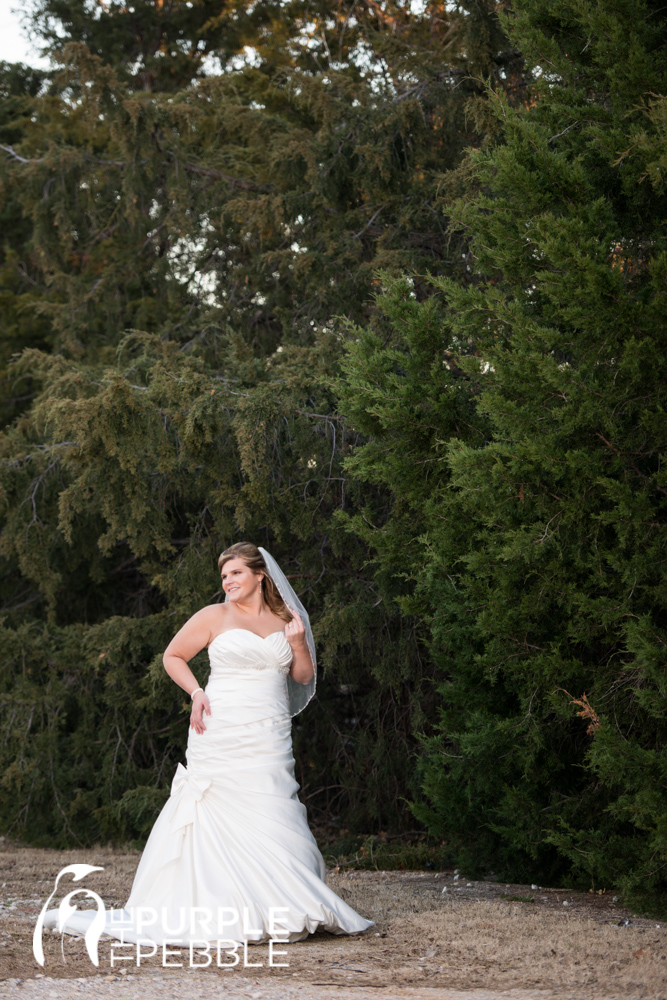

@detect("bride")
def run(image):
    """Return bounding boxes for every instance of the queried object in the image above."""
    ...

[42,542,373,950]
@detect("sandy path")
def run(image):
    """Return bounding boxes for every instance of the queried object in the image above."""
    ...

[0,975,572,1000]
[1,845,665,999]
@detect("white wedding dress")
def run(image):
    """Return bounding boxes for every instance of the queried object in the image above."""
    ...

[44,628,374,945]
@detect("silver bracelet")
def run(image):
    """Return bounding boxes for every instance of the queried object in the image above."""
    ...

[190,687,203,700]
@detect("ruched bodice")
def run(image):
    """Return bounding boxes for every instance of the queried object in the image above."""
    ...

[208,627,294,675]
[196,628,292,728]
[44,627,374,947]
[185,627,295,783]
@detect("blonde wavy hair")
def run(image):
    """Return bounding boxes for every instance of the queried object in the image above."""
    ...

[218,542,293,624]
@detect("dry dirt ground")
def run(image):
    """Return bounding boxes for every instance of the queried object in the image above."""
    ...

[1,843,666,1000]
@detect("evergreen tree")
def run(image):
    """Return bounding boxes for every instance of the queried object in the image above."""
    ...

[25,0,257,91]
[0,62,52,425]
[25,1,515,91]
[336,0,667,914]
[0,3,518,845]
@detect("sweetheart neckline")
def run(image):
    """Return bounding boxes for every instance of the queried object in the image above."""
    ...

[208,628,286,650]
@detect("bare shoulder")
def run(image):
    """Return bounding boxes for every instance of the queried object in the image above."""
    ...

[164,603,227,659]
[196,601,229,619]
[186,602,229,633]
[270,611,290,631]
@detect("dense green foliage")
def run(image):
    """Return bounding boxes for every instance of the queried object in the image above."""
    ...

[336,0,667,914]
[4,0,665,918]
[0,3,514,847]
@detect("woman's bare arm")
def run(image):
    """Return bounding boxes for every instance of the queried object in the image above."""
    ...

[289,641,315,684]
[163,606,217,734]
[285,609,315,684]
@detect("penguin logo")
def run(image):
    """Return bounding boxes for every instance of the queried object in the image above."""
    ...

[33,864,106,967]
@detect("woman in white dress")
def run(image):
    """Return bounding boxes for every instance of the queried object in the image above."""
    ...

[41,542,373,949]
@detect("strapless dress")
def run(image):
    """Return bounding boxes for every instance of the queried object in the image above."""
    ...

[42,627,374,946]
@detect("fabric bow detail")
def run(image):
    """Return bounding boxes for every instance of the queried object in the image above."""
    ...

[163,764,211,863]
[171,762,211,801]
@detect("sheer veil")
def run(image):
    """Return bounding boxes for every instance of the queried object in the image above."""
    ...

[224,546,317,716]
[259,547,317,716]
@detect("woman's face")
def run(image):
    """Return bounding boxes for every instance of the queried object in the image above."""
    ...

[221,557,263,603]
